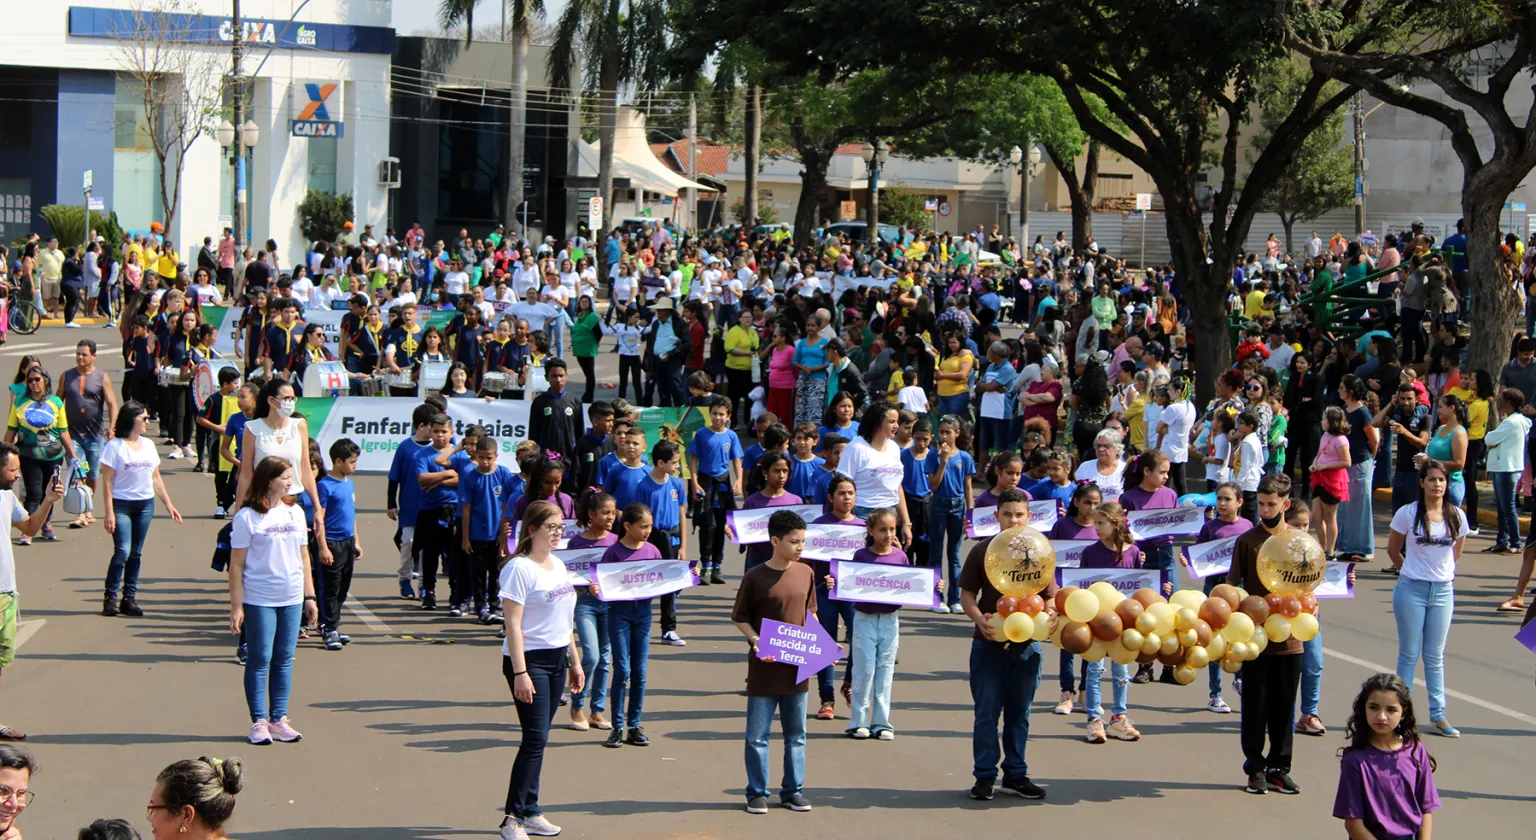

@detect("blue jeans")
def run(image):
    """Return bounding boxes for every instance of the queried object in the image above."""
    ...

[572,593,610,713]
[607,599,651,729]
[76,435,104,480]
[104,497,155,598]
[1492,471,1521,548]
[1337,458,1375,556]
[1060,648,1081,693]
[1299,630,1324,717]
[937,392,970,419]
[242,602,301,722]
[1447,478,1465,508]
[1391,470,1419,512]
[848,611,899,732]
[1392,577,1454,722]
[929,496,966,607]
[744,692,808,801]
[1084,660,1130,720]
[1203,574,1224,697]
[969,638,1043,782]
[814,578,855,703]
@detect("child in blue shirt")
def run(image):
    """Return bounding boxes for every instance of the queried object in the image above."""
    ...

[1026,448,1079,509]
[386,403,439,600]
[686,396,742,585]
[810,434,848,510]
[604,427,652,511]
[927,416,975,614]
[315,438,362,651]
[644,441,690,646]
[786,422,827,502]
[899,420,934,568]
[741,412,777,479]
[457,435,518,625]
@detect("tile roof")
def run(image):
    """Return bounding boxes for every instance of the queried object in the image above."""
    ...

[652,139,733,176]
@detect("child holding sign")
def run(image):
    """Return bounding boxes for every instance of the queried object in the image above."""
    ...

[689,396,742,586]
[811,473,862,718]
[641,441,689,647]
[832,508,925,740]
[1118,450,1179,684]
[1190,482,1252,714]
[1049,483,1103,715]
[974,451,1028,508]
[731,509,818,814]
[928,416,977,615]
[567,491,617,733]
[732,452,803,574]
[1080,502,1143,744]
[598,503,663,748]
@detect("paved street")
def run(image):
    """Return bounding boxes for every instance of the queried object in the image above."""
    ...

[3,324,1533,839]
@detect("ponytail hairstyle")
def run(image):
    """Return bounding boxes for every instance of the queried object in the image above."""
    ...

[937,414,973,451]
[576,489,615,531]
[619,501,653,539]
[984,450,1024,489]
[1092,501,1134,557]
[1438,393,1469,428]
[511,500,563,560]
[1067,482,1103,520]
[154,756,243,832]
[1322,405,1350,437]
[1121,448,1170,490]
[1412,458,1463,541]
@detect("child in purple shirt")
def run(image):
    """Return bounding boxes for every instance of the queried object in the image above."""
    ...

[1116,451,1180,685]
[1079,502,1141,743]
[1048,483,1104,715]
[730,452,804,574]
[809,473,864,714]
[567,490,618,731]
[596,502,666,747]
[974,451,1031,508]
[1333,673,1440,840]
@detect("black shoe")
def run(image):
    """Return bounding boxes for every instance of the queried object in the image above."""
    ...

[1266,770,1301,795]
[1245,771,1268,794]
[235,643,247,665]
[710,570,725,585]
[1131,664,1153,684]
[999,777,1045,799]
[604,728,623,748]
[118,596,143,617]
[745,796,769,814]
[1158,668,1179,685]
[626,727,649,746]
[969,780,995,801]
[420,594,436,610]
[101,595,118,617]
[780,792,811,812]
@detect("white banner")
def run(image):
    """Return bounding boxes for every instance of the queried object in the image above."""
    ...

[1126,507,1206,541]
[594,558,699,602]
[301,397,531,472]
[801,523,867,561]
[1314,562,1355,599]
[726,505,824,544]
[554,547,607,586]
[1183,536,1239,579]
[1058,567,1167,595]
[511,519,583,552]
[966,501,1059,538]
[1051,539,1096,569]
[829,560,941,609]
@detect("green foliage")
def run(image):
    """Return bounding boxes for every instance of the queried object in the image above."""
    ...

[38,206,125,248]
[730,194,779,224]
[879,186,930,230]
[1247,61,1354,248]
[296,190,355,244]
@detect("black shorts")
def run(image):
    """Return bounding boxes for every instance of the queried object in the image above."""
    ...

[1312,487,1342,505]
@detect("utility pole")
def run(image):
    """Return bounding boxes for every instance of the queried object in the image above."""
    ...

[1353,92,1365,237]
[232,0,247,254]
[687,92,698,232]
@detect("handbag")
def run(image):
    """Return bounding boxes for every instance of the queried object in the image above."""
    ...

[62,459,92,515]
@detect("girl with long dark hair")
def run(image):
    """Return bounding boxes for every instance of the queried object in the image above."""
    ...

[1333,673,1441,838]
[100,401,182,617]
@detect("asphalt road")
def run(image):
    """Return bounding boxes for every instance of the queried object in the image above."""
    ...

[2,324,1533,840]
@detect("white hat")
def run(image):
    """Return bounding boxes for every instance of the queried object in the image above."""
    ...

[652,297,676,311]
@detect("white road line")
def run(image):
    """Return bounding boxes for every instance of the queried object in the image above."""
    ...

[346,601,391,633]
[14,619,45,651]
[1323,646,1536,726]
[0,342,52,352]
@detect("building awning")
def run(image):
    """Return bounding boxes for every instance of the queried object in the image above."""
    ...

[573,108,712,197]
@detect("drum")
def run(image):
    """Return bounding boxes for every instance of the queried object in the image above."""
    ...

[480,371,510,395]
[358,375,386,397]
[418,360,452,396]
[302,360,351,398]
[157,367,184,386]
[384,370,416,391]
[193,359,241,410]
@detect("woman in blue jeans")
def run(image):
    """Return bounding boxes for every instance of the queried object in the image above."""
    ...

[99,402,182,617]
[1385,459,1465,738]
[228,456,319,746]
[1336,376,1378,562]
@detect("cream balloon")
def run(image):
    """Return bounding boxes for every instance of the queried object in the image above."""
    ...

[1004,611,1034,643]
[1185,644,1211,669]
[1263,614,1292,643]
[1030,611,1054,642]
[1206,633,1228,661]
[1221,611,1256,644]
[1064,589,1100,624]
[1088,581,1124,613]
[1082,640,1108,662]
[1290,611,1319,642]
[1147,602,1177,637]
[1120,628,1145,652]
[1108,642,1141,665]
[987,613,1006,639]
[1171,589,1204,611]
[1140,632,1162,656]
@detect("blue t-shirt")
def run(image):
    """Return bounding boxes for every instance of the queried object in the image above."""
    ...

[787,455,826,501]
[459,464,517,542]
[604,461,653,511]
[641,473,686,532]
[414,445,459,511]
[930,450,976,501]
[794,337,830,380]
[1024,478,1076,508]
[388,438,429,525]
[809,467,836,508]
[902,448,936,498]
[316,474,356,538]
[597,452,649,488]
[818,422,859,450]
[295,488,315,528]
[742,442,766,478]
[688,426,743,479]
[225,411,252,460]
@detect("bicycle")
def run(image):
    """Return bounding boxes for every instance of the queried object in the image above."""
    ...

[3,278,41,335]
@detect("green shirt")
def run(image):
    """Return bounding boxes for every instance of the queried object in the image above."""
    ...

[1266,413,1288,469]
[571,311,602,357]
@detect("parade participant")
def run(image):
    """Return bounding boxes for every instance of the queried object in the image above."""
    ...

[413,414,461,613]
[573,402,616,495]
[1049,482,1103,714]
[58,340,118,530]
[976,451,1028,508]
[596,503,665,748]
[1226,473,1303,795]
[731,452,802,574]
[196,368,242,517]
[146,755,243,840]
[640,441,689,647]
[839,402,913,543]
[511,459,575,522]
[1336,375,1379,565]
[568,491,616,733]
[1188,483,1251,713]
[527,360,584,494]
[229,456,319,745]
[459,436,517,625]
[731,509,818,814]
[1230,410,1266,522]
[899,420,933,570]
[498,500,583,839]
[1080,502,1142,744]
[1332,674,1441,840]
[818,392,859,451]
[810,434,847,507]
[602,427,650,510]
[289,324,334,397]
[0,442,62,740]
[808,474,862,717]
[1386,459,1466,738]
[386,404,437,600]
[926,416,976,615]
[315,439,361,651]
[1310,406,1352,560]
[833,507,926,739]
[99,402,182,617]
[786,423,826,503]
[1119,449,1180,682]
[960,489,1055,801]
[688,396,742,586]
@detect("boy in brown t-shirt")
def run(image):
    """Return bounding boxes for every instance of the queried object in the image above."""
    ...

[731,509,818,814]
[957,489,1058,802]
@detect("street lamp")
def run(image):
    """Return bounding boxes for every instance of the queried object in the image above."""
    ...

[218,119,260,253]
[1020,142,1042,252]
[1354,83,1410,236]
[861,140,887,241]
[1007,145,1023,238]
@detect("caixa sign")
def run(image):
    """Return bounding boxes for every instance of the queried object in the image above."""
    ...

[291,83,343,137]
[292,120,344,138]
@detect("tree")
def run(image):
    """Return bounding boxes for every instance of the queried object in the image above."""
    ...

[440,0,546,238]
[297,190,356,244]
[730,193,778,224]
[878,185,930,230]
[110,0,224,240]
[1280,0,1536,377]
[1247,61,1354,255]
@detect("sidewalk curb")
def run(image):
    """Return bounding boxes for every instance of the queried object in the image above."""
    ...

[1370,486,1524,531]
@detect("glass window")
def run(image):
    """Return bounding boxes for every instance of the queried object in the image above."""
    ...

[307,139,338,193]
[114,79,153,152]
[436,97,505,221]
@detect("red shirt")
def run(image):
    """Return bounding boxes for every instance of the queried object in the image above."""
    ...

[687,321,707,371]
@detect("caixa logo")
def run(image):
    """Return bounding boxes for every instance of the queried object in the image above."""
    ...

[218,19,279,44]
[292,120,343,138]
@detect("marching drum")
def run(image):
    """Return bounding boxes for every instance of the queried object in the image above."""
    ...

[193,359,241,410]
[480,371,510,396]
[157,367,184,387]
[358,375,386,397]
[302,360,351,398]
[384,370,417,397]
[418,360,452,396]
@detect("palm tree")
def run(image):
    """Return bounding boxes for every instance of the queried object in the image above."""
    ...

[439,0,546,237]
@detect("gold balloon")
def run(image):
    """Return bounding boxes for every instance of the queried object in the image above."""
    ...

[1159,632,1180,655]
[1175,607,1200,632]
[1185,645,1211,669]
[1229,641,1250,661]
[1263,614,1292,643]
[1108,642,1141,665]
[1140,632,1162,656]
[1134,611,1158,635]
[1220,652,1246,673]
[1004,612,1034,643]
[1172,664,1199,685]
[1177,628,1198,648]
[1120,628,1145,651]
[1206,633,1228,661]
[1256,529,1328,597]
[1290,611,1320,642]
[984,526,1056,597]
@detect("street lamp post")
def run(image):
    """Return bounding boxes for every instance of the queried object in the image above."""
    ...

[860,140,887,242]
[1022,143,1041,254]
[217,119,260,253]
[1008,145,1022,238]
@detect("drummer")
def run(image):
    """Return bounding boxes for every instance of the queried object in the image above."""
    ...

[447,295,487,393]
[338,293,371,375]
[291,324,336,396]
[383,302,427,397]
[259,298,304,382]
[482,319,519,399]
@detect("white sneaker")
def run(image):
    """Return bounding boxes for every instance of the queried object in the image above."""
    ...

[214,505,228,519]
[661,630,686,646]
[850,727,871,739]
[518,814,562,836]
[930,604,950,614]
[166,448,184,460]
[64,322,80,328]
[184,445,198,458]
[1466,528,1481,537]
[1208,696,1232,714]
[498,819,530,840]
[949,603,967,614]
[876,729,895,741]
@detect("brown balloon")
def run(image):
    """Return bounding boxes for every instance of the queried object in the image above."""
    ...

[996,596,1021,617]
[1299,593,1318,614]
[1055,586,1080,616]
[1131,588,1164,608]
[1193,619,1213,647]
[1280,597,1302,619]
[1264,593,1285,615]
[1239,595,1271,625]
[1060,621,1094,655]
[1135,650,1159,664]
[1156,646,1188,667]
[1020,593,1046,617]
[1114,597,1145,630]
[1089,611,1124,642]
[1197,596,1231,630]
[1209,583,1243,611]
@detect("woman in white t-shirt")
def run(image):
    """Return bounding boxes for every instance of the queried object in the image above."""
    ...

[288,268,315,306]
[1153,380,1197,497]
[612,262,638,317]
[235,379,330,564]
[838,402,913,546]
[1385,459,1466,738]
[1074,428,1127,501]
[498,499,583,838]
[100,402,183,617]
[229,456,318,746]
[577,260,599,303]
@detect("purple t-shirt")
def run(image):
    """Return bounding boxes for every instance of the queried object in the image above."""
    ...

[849,545,910,614]
[1118,485,1180,547]
[510,491,575,524]
[1080,541,1139,569]
[1197,516,1253,543]
[567,532,618,549]
[1332,741,1441,839]
[975,486,1031,508]
[601,540,664,564]
[744,490,805,563]
[1048,517,1098,540]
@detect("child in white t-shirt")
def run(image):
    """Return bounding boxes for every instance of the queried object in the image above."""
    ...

[1203,411,1234,486]
[897,366,929,414]
[1229,410,1265,521]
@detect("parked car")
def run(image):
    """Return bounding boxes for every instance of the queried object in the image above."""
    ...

[822,221,902,244]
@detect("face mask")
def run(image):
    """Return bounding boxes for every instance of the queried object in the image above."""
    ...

[276,399,297,418]
[1260,511,1284,529]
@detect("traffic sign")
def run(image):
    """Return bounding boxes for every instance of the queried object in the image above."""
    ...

[1134,192,1152,211]
[923,198,938,212]
[588,196,603,231]
[83,169,93,190]
[1516,202,1528,212]
[937,201,952,217]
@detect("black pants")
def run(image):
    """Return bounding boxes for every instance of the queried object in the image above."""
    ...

[164,384,191,446]
[17,456,55,519]
[469,539,502,612]
[415,507,464,605]
[1169,461,1189,498]
[504,649,567,818]
[315,537,356,632]
[693,475,734,573]
[214,469,236,510]
[646,525,681,634]
[654,358,685,407]
[1241,490,1258,525]
[577,355,597,403]
[126,372,155,414]
[618,355,643,404]
[908,495,932,566]
[1465,438,1487,526]
[1239,653,1301,775]
[726,367,753,423]
[217,266,234,298]
[61,282,82,322]
[196,424,214,467]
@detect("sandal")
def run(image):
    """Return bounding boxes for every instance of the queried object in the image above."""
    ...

[1294,713,1326,736]
[1497,599,1526,613]
[0,726,27,741]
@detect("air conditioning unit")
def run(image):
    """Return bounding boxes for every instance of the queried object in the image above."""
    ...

[378,157,401,188]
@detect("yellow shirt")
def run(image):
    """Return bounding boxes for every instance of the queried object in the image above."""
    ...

[1126,395,1148,451]
[937,351,973,398]
[1447,387,1489,439]
[723,325,759,372]
[157,250,179,279]
[885,370,904,400]
[1244,290,1269,319]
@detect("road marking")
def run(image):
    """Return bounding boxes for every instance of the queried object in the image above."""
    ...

[1324,646,1536,726]
[0,341,53,352]
[14,619,45,651]
[347,601,391,633]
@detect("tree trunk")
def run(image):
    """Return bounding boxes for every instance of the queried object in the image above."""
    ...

[793,148,830,246]
[1464,190,1520,378]
[1281,217,1296,257]
[744,85,761,226]
[1047,142,1097,252]
[506,26,529,234]
[1165,207,1235,408]
[597,42,618,232]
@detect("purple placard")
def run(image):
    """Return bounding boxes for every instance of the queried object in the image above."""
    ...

[726,504,823,544]
[828,560,942,609]
[758,615,840,683]
[592,558,700,601]
[1516,619,1536,655]
[1314,562,1356,599]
